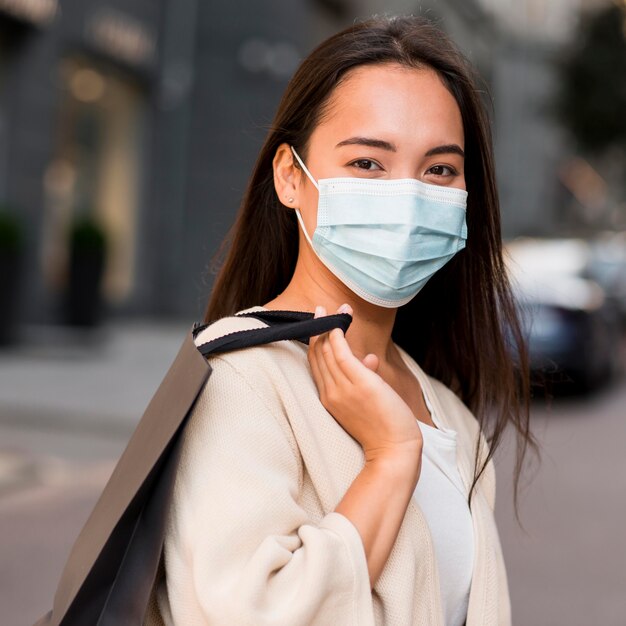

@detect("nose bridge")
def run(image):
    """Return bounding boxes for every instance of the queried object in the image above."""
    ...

[394,159,422,180]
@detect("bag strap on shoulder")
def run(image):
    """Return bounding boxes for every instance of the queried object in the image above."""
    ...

[193,310,352,358]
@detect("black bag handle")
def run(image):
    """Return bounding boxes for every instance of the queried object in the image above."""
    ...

[194,310,352,358]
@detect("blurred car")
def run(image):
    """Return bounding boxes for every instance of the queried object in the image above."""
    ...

[504,237,622,392]
[587,231,626,324]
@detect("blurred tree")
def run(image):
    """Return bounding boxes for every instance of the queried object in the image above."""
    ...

[64,216,108,327]
[554,3,626,154]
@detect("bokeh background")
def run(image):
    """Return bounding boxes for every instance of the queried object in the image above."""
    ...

[0,1,625,624]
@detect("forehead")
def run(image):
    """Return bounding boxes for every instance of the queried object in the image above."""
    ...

[313,63,464,148]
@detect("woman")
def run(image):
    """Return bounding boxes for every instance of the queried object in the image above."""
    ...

[149,15,538,626]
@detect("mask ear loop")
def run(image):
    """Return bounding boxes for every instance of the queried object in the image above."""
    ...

[290,146,319,190]
[289,146,319,249]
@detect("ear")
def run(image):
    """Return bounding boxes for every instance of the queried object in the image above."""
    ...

[272,143,302,208]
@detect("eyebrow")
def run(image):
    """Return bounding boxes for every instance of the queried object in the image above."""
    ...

[424,144,465,158]
[335,136,396,151]
[336,136,465,158]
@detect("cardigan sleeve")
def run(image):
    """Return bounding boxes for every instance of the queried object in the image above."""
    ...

[161,355,375,626]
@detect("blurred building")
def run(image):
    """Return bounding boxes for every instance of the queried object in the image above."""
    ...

[1,0,494,325]
[1,0,165,324]
[0,0,328,325]
[479,0,617,236]
[1,0,601,326]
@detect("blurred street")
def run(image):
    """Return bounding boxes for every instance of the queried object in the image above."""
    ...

[1,321,625,626]
[1,1,625,625]
[0,319,187,626]
[495,371,626,626]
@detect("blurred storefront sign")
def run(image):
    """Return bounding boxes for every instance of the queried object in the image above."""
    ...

[85,7,155,70]
[0,0,57,27]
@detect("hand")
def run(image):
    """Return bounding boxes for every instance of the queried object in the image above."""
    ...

[307,305,423,465]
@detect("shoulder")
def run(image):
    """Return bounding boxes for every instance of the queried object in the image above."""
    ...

[193,306,269,347]
[193,307,309,379]
[189,309,310,464]
[191,307,314,436]
[194,307,291,392]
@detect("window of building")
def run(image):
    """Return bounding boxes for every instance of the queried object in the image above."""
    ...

[42,54,146,305]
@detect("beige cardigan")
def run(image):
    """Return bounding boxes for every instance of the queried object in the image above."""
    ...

[146,308,511,625]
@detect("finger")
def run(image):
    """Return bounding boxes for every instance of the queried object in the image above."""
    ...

[320,329,346,385]
[307,305,327,394]
[314,331,336,386]
[310,304,354,389]
[362,353,379,372]
[327,325,366,384]
[337,303,353,317]
[317,303,354,384]
[308,305,326,353]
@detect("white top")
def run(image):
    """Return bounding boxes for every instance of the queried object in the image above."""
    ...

[414,391,475,626]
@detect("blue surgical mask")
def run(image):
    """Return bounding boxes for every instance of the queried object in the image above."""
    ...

[290,146,468,307]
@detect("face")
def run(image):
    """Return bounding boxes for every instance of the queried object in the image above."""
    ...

[274,62,466,241]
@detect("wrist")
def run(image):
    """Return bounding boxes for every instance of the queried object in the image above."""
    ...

[364,443,421,480]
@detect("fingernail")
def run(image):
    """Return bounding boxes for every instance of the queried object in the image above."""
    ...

[338,303,352,315]
[314,306,323,318]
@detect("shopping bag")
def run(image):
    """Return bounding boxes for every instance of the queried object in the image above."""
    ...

[33,310,351,626]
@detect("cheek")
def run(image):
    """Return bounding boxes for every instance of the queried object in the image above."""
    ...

[299,183,320,235]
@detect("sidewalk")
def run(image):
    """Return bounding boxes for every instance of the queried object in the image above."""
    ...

[0,318,190,438]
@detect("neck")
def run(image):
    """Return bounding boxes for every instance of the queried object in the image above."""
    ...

[264,243,399,364]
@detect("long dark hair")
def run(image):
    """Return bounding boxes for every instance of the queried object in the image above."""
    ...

[203,15,539,521]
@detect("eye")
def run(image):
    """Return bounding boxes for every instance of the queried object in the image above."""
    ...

[348,159,382,171]
[427,164,457,177]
